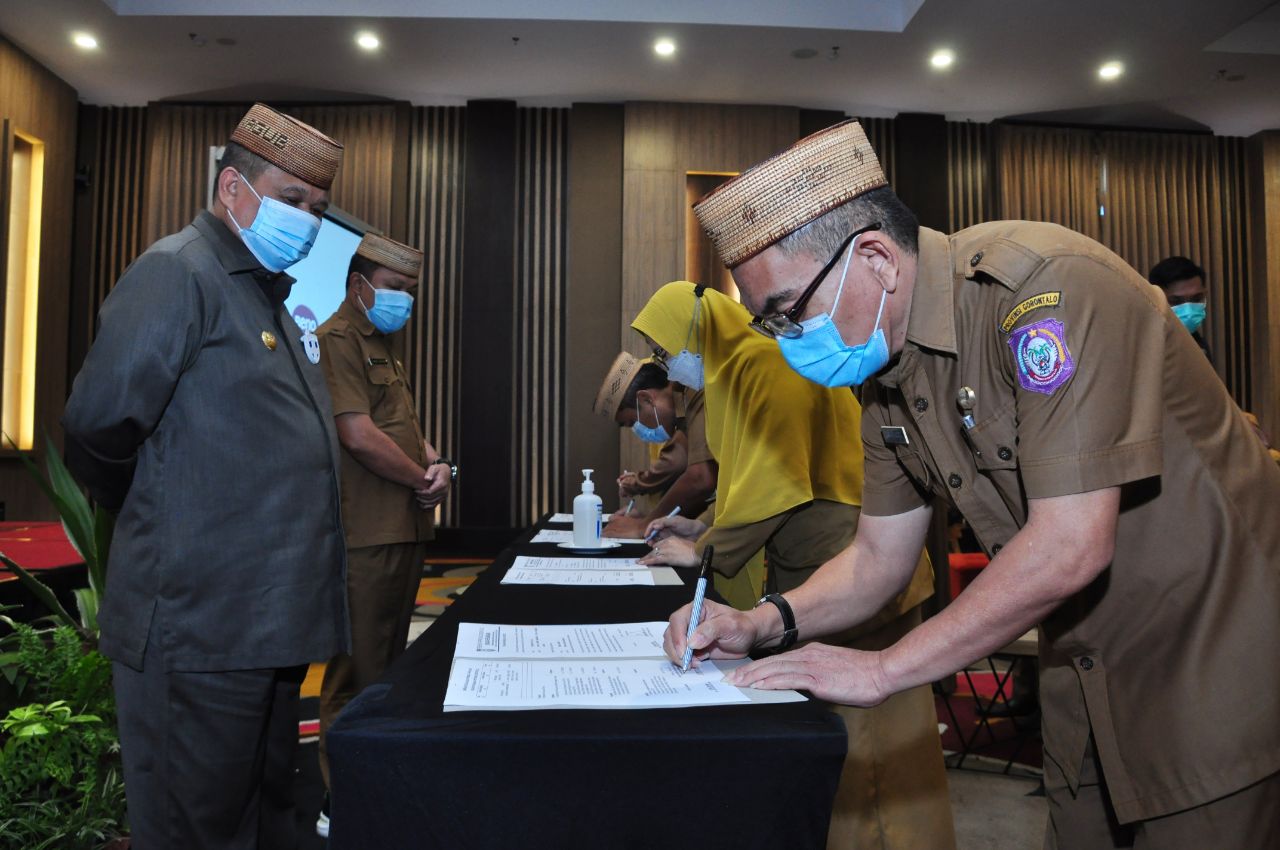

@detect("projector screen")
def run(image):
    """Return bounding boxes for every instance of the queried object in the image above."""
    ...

[284,211,365,335]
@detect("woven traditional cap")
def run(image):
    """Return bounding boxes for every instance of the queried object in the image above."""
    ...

[230,103,344,190]
[593,352,646,419]
[693,120,887,268]
[356,233,424,279]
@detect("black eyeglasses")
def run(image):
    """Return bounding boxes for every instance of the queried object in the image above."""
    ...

[748,221,881,339]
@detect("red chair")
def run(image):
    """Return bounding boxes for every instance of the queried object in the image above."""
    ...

[948,552,990,600]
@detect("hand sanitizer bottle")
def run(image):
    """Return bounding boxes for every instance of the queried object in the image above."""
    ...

[573,469,603,547]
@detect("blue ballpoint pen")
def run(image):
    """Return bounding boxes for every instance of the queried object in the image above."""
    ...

[644,505,681,544]
[680,545,714,672]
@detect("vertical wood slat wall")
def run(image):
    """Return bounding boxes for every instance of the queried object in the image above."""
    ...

[63,102,1269,527]
[404,106,466,527]
[84,107,148,338]
[511,108,568,525]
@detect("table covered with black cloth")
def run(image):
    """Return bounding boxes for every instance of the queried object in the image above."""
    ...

[326,516,847,849]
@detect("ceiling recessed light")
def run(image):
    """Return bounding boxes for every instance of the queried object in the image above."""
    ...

[654,38,676,58]
[1098,61,1124,80]
[930,49,955,70]
[356,32,380,51]
[72,32,98,50]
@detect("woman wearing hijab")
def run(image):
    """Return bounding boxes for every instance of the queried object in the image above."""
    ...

[634,280,956,850]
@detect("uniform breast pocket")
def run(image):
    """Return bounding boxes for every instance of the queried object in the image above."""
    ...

[365,362,402,388]
[966,402,1018,472]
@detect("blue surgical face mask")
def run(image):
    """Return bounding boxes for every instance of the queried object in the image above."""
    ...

[663,292,705,390]
[227,171,321,272]
[358,275,415,334]
[776,242,891,388]
[1172,302,1206,335]
[631,398,671,444]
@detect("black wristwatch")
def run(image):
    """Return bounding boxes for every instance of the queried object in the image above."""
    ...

[756,593,799,651]
[429,457,458,482]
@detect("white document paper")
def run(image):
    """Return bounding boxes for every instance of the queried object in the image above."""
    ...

[444,658,750,709]
[548,512,612,524]
[529,528,644,544]
[511,555,642,571]
[455,622,667,658]
[502,568,657,586]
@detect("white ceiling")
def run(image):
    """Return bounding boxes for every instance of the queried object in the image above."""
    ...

[2,0,1278,136]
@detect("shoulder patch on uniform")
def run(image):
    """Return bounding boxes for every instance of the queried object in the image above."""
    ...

[1008,318,1074,395]
[999,291,1061,333]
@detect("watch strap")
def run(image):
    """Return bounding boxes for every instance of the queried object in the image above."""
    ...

[758,593,799,651]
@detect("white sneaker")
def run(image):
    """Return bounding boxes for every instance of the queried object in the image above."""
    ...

[316,805,330,838]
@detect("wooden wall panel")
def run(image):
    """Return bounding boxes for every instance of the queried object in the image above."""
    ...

[564,104,624,509]
[403,106,466,528]
[0,36,78,521]
[619,102,798,474]
[69,106,148,380]
[512,107,568,525]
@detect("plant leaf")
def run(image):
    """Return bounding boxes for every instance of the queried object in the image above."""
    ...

[90,506,114,599]
[73,588,99,635]
[0,552,89,641]
[44,436,97,568]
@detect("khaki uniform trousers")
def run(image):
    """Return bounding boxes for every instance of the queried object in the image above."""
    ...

[318,541,426,788]
[1046,742,1280,850]
[707,501,956,850]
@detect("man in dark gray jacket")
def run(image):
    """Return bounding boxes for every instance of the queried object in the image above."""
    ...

[63,103,349,850]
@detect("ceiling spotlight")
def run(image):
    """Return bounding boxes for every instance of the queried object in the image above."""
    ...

[654,38,676,57]
[356,32,380,51]
[72,32,98,50]
[930,49,955,70]
[1098,61,1124,80]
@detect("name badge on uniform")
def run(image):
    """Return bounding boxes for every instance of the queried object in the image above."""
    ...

[301,331,320,365]
[367,357,389,366]
[881,426,910,447]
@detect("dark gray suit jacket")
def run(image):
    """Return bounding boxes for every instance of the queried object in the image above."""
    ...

[64,211,350,672]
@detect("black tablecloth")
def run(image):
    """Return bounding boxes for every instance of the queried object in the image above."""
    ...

[327,517,847,849]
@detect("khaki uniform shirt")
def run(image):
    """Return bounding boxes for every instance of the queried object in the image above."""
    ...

[319,300,434,549]
[859,222,1280,822]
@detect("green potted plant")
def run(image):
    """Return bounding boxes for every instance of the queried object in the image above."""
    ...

[0,435,126,848]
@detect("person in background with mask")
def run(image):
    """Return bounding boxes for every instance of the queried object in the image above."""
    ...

[1149,255,1279,463]
[314,233,453,837]
[635,282,956,849]
[1149,256,1210,360]
[670,120,1280,849]
[63,104,347,849]
[594,352,717,538]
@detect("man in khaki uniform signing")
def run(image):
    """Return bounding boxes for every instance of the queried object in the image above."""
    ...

[594,352,718,534]
[665,120,1280,848]
[315,233,454,836]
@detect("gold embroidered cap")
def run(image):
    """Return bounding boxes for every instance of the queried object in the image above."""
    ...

[693,120,887,268]
[593,352,646,419]
[356,233,424,279]
[229,103,344,190]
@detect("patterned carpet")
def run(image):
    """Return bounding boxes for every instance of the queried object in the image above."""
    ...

[298,561,488,728]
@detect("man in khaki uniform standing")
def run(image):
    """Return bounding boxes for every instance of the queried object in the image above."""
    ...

[666,120,1280,848]
[315,233,454,836]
